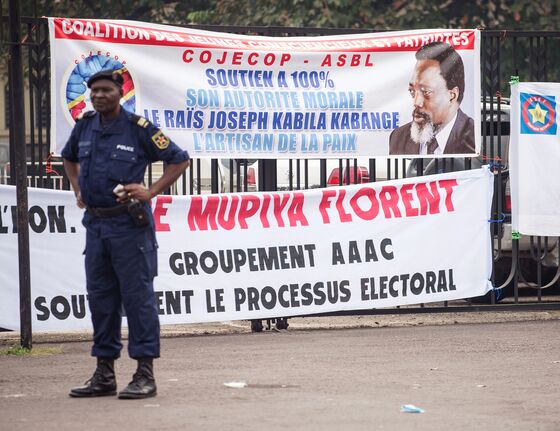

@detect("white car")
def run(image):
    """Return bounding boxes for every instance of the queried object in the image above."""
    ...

[13,159,226,195]
[220,157,409,192]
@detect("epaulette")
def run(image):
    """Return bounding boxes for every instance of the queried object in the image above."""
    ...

[76,111,95,121]
[129,113,150,128]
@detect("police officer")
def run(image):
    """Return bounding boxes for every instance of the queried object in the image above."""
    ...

[62,70,190,399]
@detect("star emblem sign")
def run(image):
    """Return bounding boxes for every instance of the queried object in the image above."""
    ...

[520,92,556,134]
[528,102,548,124]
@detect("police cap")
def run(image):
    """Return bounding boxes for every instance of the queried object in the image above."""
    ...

[87,70,123,89]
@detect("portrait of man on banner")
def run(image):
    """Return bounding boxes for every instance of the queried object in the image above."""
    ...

[389,41,475,155]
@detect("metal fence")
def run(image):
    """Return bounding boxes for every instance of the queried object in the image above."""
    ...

[2,16,560,321]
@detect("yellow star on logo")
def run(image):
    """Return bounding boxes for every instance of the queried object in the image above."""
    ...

[528,102,548,124]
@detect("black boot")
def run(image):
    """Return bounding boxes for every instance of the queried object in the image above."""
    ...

[69,357,117,398]
[118,358,157,399]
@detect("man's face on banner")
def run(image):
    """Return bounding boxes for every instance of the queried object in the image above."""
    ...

[408,59,456,144]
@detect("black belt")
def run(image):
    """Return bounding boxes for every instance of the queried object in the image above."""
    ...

[87,204,129,218]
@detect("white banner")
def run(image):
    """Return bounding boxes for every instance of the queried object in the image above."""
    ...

[0,169,493,331]
[49,18,481,159]
[510,82,560,235]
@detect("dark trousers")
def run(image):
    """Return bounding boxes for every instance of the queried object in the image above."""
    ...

[84,220,160,359]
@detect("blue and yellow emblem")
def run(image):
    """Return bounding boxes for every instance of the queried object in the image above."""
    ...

[151,130,170,149]
[520,92,557,135]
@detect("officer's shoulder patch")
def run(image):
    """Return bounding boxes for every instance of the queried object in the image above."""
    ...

[129,113,150,128]
[151,130,170,150]
[76,111,95,121]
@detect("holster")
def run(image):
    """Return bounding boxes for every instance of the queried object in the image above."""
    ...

[127,199,150,227]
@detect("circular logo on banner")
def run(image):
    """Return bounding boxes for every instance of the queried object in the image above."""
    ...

[65,54,136,121]
[521,95,555,133]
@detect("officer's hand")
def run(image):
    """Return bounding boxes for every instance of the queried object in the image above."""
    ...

[76,191,85,209]
[119,183,153,203]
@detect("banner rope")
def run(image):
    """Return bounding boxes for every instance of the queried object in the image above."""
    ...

[486,160,506,171]
[480,155,506,172]
[488,213,505,224]
[45,152,61,176]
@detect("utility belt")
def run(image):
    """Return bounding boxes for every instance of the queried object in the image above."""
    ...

[87,199,149,227]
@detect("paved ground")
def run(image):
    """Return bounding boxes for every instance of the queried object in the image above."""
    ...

[1,313,560,431]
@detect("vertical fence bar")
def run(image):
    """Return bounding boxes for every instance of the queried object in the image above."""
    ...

[8,0,32,348]
[211,159,219,193]
[258,159,277,191]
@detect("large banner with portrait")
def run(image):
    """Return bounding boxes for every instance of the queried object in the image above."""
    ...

[48,19,481,159]
[510,82,560,235]
[0,168,494,331]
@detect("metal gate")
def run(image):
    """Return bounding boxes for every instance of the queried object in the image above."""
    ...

[2,16,560,317]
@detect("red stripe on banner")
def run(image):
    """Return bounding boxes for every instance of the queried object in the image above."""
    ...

[53,18,476,52]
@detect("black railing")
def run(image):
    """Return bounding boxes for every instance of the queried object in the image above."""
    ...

[2,17,559,321]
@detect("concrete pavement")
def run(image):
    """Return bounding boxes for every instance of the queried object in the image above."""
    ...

[1,312,560,431]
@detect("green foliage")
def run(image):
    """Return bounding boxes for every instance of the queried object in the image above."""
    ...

[4,0,214,25]
[1,345,31,356]
[199,0,560,30]
[4,0,559,30]
[0,345,63,356]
